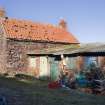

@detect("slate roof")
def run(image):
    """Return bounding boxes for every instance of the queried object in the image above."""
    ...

[2,18,79,44]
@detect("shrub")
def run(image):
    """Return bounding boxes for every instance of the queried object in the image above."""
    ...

[15,74,35,80]
[3,73,9,77]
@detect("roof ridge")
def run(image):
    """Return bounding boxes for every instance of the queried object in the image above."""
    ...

[3,18,73,32]
[4,18,57,28]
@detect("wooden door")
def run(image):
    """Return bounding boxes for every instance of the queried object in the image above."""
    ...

[50,57,59,81]
[40,57,49,77]
[28,56,39,76]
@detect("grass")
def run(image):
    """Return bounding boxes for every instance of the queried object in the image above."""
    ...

[0,75,105,105]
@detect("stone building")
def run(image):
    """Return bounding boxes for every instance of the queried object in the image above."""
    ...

[0,8,79,77]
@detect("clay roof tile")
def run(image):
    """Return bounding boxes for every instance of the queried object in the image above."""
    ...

[2,18,79,43]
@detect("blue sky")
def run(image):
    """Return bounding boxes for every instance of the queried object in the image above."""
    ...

[0,0,105,43]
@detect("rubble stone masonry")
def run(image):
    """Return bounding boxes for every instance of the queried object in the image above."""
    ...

[0,18,7,73]
[6,39,67,75]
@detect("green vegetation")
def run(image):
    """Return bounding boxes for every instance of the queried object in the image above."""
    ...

[0,75,105,105]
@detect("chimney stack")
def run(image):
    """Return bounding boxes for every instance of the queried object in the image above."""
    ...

[0,7,6,18]
[58,18,67,30]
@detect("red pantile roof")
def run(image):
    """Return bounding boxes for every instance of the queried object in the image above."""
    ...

[2,18,79,43]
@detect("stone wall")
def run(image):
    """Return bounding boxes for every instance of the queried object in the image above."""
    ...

[6,39,68,75]
[0,18,7,73]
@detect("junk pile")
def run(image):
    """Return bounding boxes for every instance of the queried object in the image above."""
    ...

[48,67,105,95]
[90,67,105,94]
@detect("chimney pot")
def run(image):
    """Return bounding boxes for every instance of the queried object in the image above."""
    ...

[59,18,67,30]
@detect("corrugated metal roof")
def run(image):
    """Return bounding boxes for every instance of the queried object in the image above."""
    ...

[53,43,105,55]
[26,44,79,55]
[25,43,105,55]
